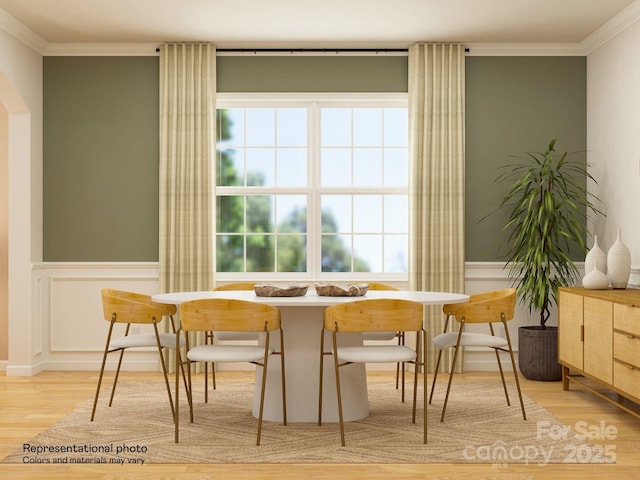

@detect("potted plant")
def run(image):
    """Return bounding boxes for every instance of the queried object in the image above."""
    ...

[487,139,603,381]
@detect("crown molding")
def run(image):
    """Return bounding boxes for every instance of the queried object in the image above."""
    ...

[43,43,159,56]
[464,43,584,56]
[0,7,47,54]
[580,0,640,55]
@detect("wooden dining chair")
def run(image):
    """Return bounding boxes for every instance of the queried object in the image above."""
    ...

[360,282,408,399]
[91,288,187,423]
[175,298,287,445]
[318,298,427,446]
[429,288,527,422]
[204,282,259,401]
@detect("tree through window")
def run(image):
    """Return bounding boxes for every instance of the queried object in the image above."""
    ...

[215,94,408,280]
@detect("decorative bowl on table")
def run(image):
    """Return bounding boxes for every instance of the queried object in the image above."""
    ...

[254,283,309,297]
[315,282,369,297]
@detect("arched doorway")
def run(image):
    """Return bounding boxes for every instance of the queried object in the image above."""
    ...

[0,70,35,375]
[0,102,7,364]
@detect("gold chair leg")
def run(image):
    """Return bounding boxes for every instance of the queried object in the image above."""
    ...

[429,349,444,405]
[422,329,428,444]
[108,322,131,408]
[494,347,511,406]
[152,321,176,420]
[489,323,511,406]
[503,318,527,420]
[178,352,192,410]
[204,331,217,404]
[182,333,194,425]
[187,355,194,424]
[318,328,325,426]
[169,315,192,410]
[91,320,116,421]
[108,349,126,407]
[332,330,346,447]
[395,331,404,395]
[174,329,181,443]
[400,331,406,403]
[279,327,287,426]
[412,333,419,423]
[430,313,452,404]
[204,361,209,403]
[256,331,271,446]
[441,324,465,422]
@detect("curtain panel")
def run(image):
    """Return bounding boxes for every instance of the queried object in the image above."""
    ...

[159,43,216,372]
[159,43,216,294]
[408,43,466,372]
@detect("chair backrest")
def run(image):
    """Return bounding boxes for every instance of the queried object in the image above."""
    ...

[101,288,176,323]
[364,282,399,291]
[453,288,517,324]
[213,282,256,291]
[180,298,281,332]
[324,299,424,333]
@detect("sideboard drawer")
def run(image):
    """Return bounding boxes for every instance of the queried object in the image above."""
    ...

[560,287,640,420]
[614,359,640,401]
[614,303,640,336]
[614,331,640,368]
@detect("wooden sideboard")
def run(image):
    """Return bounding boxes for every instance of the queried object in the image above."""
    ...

[558,286,640,418]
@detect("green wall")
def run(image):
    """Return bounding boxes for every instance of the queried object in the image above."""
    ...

[43,56,160,261]
[217,56,408,92]
[465,56,587,260]
[43,55,586,262]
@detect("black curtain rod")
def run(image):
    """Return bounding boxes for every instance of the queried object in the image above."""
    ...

[155,47,470,53]
[217,48,409,53]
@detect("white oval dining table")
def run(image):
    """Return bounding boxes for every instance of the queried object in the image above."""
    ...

[152,289,469,423]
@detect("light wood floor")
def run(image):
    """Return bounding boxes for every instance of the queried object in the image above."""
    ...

[1,369,639,480]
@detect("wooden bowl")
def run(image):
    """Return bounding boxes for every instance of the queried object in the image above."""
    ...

[315,283,369,297]
[254,283,309,297]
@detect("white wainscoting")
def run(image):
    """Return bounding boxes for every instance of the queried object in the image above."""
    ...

[32,263,163,372]
[21,261,596,375]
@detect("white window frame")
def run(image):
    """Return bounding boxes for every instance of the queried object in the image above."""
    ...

[215,92,409,284]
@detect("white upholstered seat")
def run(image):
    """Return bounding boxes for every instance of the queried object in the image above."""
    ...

[110,333,185,350]
[175,297,286,446]
[92,289,186,425]
[431,332,507,350]
[430,288,526,423]
[337,345,417,363]
[319,298,427,446]
[187,344,273,363]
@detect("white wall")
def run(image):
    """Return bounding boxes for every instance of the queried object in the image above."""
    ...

[0,25,43,373]
[0,103,7,364]
[587,19,640,269]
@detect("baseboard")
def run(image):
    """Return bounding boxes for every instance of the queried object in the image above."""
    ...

[5,361,44,376]
[0,360,7,372]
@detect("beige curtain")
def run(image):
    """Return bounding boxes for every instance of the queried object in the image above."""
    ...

[159,43,216,370]
[408,43,465,373]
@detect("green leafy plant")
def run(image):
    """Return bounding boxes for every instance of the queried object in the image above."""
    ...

[489,139,603,327]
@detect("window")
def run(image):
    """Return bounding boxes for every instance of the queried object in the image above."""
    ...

[215,94,408,281]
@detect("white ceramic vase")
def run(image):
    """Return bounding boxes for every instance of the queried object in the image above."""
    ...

[582,266,610,290]
[584,235,607,275]
[607,228,631,289]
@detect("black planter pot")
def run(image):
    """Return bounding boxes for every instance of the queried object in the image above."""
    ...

[518,326,562,381]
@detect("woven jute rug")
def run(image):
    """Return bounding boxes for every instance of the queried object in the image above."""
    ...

[3,378,614,465]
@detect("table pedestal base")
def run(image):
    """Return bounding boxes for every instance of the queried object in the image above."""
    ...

[252,305,369,423]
